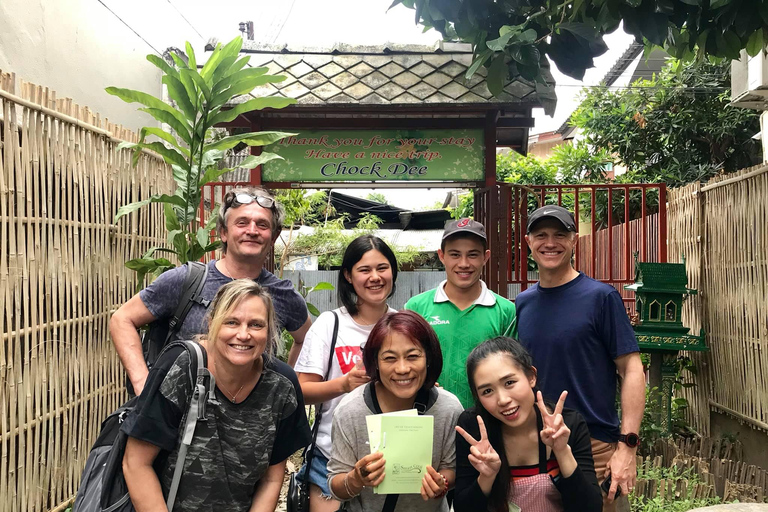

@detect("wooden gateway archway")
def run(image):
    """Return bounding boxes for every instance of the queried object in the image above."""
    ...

[208,40,551,291]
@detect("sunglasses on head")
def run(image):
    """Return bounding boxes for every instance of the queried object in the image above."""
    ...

[225,192,276,210]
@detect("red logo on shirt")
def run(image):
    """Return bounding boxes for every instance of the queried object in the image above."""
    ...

[335,346,363,374]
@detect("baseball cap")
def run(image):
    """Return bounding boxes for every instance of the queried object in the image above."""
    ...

[526,205,576,233]
[442,218,487,241]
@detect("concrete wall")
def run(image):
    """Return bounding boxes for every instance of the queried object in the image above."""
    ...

[710,411,768,469]
[0,0,162,131]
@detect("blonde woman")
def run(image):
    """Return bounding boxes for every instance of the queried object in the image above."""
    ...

[122,279,311,511]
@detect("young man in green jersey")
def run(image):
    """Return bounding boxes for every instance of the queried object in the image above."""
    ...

[405,218,517,407]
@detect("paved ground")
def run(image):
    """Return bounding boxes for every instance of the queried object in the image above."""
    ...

[689,505,768,512]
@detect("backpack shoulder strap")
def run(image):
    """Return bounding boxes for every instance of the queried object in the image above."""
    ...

[162,339,215,511]
[165,261,209,343]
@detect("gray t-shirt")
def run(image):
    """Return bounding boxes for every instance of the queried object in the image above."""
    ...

[139,260,308,340]
[327,384,463,512]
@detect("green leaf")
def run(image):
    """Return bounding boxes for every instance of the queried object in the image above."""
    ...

[199,152,284,187]
[163,75,197,121]
[486,25,521,51]
[171,164,189,191]
[204,240,223,252]
[486,53,508,97]
[105,87,189,134]
[139,127,190,157]
[209,97,296,125]
[164,202,181,232]
[181,68,211,102]
[114,194,186,222]
[209,74,287,109]
[510,45,541,67]
[196,227,211,249]
[147,54,179,79]
[212,55,239,84]
[126,256,175,271]
[120,140,189,169]
[201,37,243,81]
[171,230,189,262]
[465,49,493,79]
[308,281,334,294]
[747,29,764,57]
[709,0,730,8]
[558,22,598,42]
[185,41,197,69]
[307,303,321,317]
[519,29,538,45]
[137,107,192,145]
[212,67,271,96]
[205,131,296,152]
[205,210,220,231]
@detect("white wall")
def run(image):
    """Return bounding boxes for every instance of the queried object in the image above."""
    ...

[0,0,162,132]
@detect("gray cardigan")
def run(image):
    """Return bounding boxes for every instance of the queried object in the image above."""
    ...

[327,384,463,512]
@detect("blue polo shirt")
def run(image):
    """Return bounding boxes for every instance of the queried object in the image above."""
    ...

[515,273,639,442]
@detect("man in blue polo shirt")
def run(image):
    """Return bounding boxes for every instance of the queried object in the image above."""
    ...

[515,205,645,512]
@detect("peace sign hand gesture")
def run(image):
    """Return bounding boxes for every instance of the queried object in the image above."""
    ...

[536,390,571,454]
[455,416,501,479]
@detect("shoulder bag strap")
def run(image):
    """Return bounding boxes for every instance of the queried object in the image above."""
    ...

[302,312,340,472]
[165,340,212,511]
[165,262,209,344]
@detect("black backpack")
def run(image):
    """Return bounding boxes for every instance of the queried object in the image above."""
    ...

[127,261,209,396]
[74,339,217,512]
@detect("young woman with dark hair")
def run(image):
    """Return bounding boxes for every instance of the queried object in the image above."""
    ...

[294,235,399,512]
[454,337,602,512]
[326,311,464,512]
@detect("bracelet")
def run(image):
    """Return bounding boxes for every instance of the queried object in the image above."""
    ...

[435,472,449,498]
[344,472,361,498]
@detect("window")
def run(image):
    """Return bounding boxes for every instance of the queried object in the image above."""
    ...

[649,300,661,321]
[665,301,677,322]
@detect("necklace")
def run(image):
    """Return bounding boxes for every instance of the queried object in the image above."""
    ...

[214,360,247,402]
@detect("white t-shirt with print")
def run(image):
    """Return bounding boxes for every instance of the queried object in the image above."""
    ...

[295,306,396,460]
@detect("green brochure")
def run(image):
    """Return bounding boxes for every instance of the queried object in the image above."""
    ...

[366,410,434,495]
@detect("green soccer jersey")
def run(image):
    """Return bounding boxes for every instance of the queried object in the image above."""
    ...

[404,281,517,408]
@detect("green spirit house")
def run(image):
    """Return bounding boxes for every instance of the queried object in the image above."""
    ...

[625,259,707,432]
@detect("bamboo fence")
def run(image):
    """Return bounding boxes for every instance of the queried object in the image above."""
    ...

[667,165,768,437]
[0,70,173,512]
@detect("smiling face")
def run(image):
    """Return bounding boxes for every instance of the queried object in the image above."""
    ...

[220,203,275,262]
[438,236,490,292]
[344,249,393,309]
[213,295,269,368]
[376,331,428,402]
[473,353,537,429]
[526,219,577,274]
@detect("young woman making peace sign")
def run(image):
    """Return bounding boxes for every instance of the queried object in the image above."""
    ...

[454,337,602,512]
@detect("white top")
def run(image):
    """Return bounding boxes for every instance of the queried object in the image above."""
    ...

[295,306,396,459]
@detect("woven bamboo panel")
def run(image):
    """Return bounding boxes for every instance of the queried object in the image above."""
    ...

[701,164,768,432]
[667,166,768,436]
[0,69,173,512]
[667,181,710,435]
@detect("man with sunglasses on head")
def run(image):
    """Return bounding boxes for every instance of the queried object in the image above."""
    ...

[110,186,311,396]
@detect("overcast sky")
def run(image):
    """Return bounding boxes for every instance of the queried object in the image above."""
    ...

[102,0,636,209]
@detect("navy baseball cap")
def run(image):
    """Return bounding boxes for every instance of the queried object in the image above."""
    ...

[526,206,576,233]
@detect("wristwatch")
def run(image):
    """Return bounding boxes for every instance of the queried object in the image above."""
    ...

[618,432,641,448]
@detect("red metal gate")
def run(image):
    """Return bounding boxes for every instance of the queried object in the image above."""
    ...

[476,182,667,307]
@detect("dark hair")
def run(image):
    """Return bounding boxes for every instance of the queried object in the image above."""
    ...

[337,235,398,315]
[440,232,487,252]
[362,311,442,391]
[465,337,537,512]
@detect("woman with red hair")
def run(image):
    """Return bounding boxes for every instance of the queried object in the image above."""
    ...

[326,310,463,512]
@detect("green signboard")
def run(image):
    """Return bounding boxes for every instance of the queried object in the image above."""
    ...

[262,129,485,183]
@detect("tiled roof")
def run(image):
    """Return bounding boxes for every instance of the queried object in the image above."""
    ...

[218,40,555,113]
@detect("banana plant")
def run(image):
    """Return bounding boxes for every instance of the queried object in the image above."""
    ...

[107,37,296,288]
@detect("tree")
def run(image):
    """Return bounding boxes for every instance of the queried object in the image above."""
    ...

[366,192,391,204]
[571,59,760,186]
[391,0,768,95]
[108,37,295,287]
